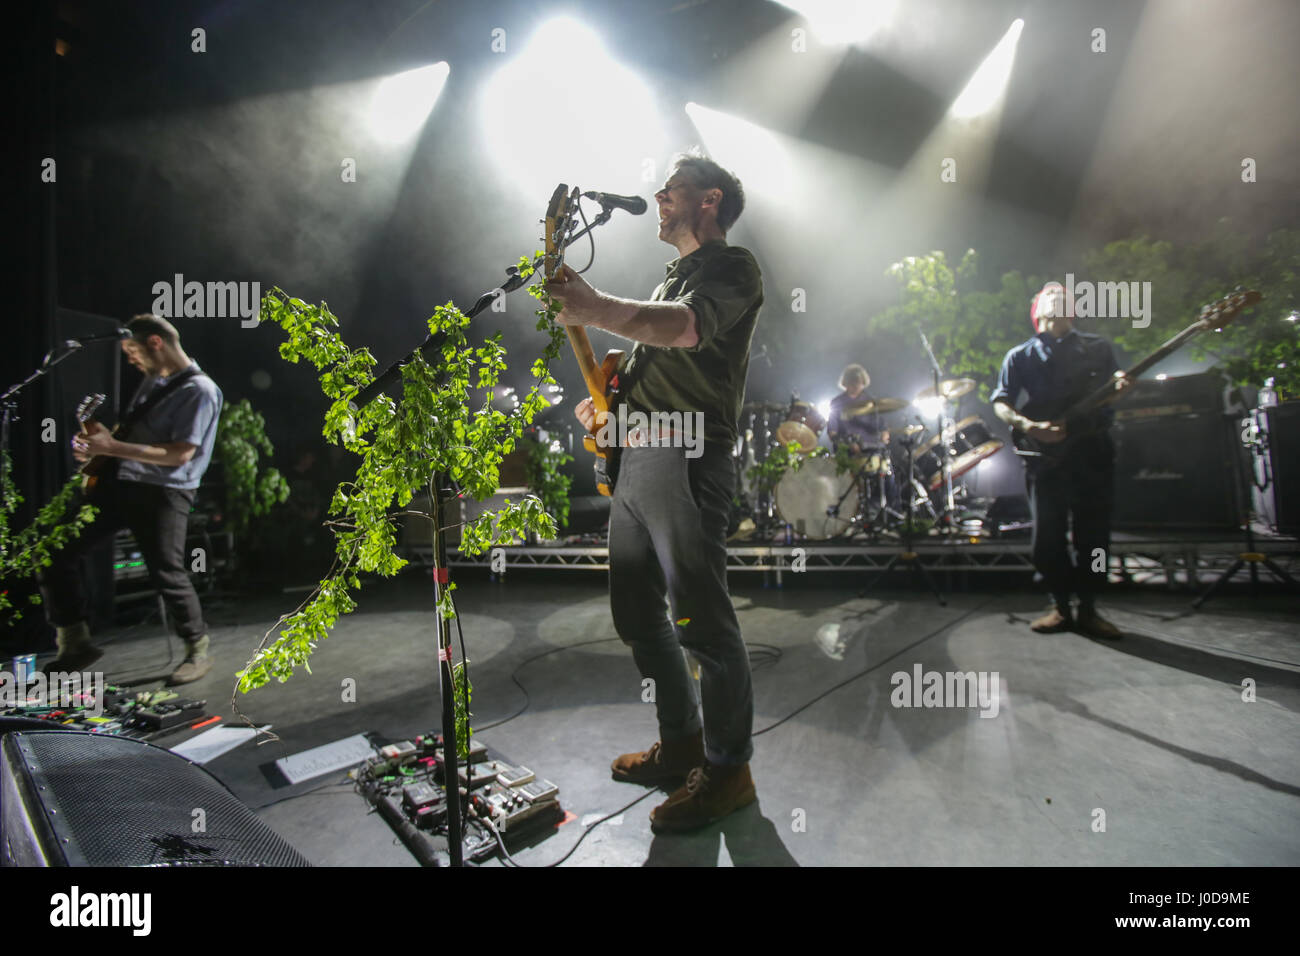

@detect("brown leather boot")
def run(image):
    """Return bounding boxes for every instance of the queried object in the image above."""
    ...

[649,761,757,833]
[611,731,704,785]
[1029,606,1073,633]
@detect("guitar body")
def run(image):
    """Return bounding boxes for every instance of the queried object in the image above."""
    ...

[1010,418,1111,472]
[577,348,624,496]
[1009,289,1260,472]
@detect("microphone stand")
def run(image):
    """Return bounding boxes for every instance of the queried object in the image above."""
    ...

[859,427,945,605]
[347,196,616,866]
[2,341,90,479]
[918,330,956,533]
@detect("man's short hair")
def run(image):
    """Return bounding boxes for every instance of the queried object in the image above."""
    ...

[669,148,746,233]
[840,364,869,390]
[127,314,180,347]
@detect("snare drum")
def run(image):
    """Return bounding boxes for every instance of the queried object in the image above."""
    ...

[775,400,826,453]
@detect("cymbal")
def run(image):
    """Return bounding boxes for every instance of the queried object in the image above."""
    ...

[914,378,976,401]
[843,396,908,416]
[742,400,786,414]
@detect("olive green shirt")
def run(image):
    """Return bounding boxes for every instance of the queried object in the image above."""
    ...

[618,239,763,447]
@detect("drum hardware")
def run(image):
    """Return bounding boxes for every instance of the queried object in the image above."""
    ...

[857,421,945,605]
[736,400,789,533]
[913,330,995,535]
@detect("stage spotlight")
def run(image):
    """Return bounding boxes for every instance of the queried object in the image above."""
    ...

[369,62,449,143]
[684,103,792,197]
[480,18,664,199]
[949,19,1024,120]
[773,0,897,46]
[816,398,832,420]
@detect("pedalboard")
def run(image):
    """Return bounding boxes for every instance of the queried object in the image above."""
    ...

[355,731,563,866]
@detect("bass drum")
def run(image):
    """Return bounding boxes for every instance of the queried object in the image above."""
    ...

[775,456,858,539]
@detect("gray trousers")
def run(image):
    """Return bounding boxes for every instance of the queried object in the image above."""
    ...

[608,443,753,765]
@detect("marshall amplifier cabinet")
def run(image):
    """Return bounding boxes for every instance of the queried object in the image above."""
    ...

[1110,373,1240,531]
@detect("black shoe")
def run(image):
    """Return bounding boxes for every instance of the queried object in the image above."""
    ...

[42,645,104,674]
[1076,609,1122,639]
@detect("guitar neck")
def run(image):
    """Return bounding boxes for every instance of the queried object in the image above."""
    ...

[565,326,612,414]
[1071,319,1208,416]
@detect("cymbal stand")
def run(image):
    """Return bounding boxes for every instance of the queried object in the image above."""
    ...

[859,429,945,604]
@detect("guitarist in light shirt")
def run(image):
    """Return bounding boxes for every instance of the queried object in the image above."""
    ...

[992,282,1131,638]
[547,150,762,833]
[38,314,223,684]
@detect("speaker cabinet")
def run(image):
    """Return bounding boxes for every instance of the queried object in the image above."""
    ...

[1,731,310,867]
[1112,414,1240,531]
[1255,401,1300,534]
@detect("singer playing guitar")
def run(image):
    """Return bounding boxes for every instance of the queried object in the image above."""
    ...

[546,149,763,832]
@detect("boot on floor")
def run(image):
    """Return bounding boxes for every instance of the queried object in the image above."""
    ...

[168,634,212,685]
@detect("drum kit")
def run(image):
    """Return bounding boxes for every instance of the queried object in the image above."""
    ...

[734,377,1005,542]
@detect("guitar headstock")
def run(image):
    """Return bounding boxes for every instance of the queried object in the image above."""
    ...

[1199,288,1262,331]
[76,393,106,424]
[542,183,580,283]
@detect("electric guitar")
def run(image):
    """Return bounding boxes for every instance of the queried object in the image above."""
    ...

[74,393,112,493]
[1011,288,1261,467]
[543,183,624,496]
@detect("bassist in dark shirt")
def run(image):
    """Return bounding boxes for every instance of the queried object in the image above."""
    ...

[992,283,1131,637]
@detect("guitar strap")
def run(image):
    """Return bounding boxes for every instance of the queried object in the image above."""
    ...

[118,366,204,438]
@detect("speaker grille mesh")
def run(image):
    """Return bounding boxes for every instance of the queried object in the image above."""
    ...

[13,732,309,867]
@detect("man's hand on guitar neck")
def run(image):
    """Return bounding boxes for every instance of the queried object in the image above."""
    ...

[545,264,699,349]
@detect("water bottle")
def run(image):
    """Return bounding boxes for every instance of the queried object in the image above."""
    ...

[1258,377,1278,408]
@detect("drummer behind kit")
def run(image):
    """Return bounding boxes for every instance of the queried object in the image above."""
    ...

[735,377,1006,541]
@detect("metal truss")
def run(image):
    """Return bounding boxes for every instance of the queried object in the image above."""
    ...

[411,535,1299,586]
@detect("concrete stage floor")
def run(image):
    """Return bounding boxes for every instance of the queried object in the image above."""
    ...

[77,572,1300,867]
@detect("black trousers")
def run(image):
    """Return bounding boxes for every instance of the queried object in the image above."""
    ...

[608,443,753,766]
[37,477,208,641]
[1025,436,1115,610]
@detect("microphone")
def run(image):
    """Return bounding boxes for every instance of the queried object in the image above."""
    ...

[66,329,130,347]
[582,190,647,215]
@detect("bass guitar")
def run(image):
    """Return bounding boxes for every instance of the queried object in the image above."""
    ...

[1012,288,1261,466]
[543,183,624,496]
